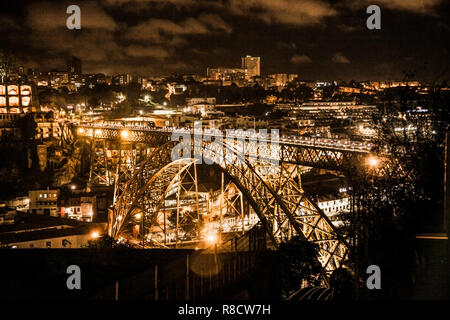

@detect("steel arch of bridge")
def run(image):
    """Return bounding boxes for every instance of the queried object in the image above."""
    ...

[75,125,372,173]
[112,139,349,273]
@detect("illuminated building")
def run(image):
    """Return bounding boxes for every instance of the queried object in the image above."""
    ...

[0,214,107,248]
[0,83,36,114]
[268,73,298,87]
[112,74,132,86]
[68,56,82,81]
[0,83,37,139]
[29,190,59,217]
[186,97,216,106]
[49,71,69,88]
[241,55,261,78]
[60,196,97,222]
[207,67,247,82]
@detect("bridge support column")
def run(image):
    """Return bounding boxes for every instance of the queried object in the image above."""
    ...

[89,139,111,186]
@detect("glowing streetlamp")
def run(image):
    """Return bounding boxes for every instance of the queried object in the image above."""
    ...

[367,156,379,168]
[120,129,130,139]
[77,128,85,135]
[135,213,142,220]
[91,231,100,239]
[206,233,218,245]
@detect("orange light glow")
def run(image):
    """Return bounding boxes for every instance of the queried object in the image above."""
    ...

[22,96,31,106]
[9,96,19,107]
[367,156,379,168]
[7,85,18,95]
[206,233,218,244]
[20,85,32,95]
[91,231,100,239]
[120,129,130,139]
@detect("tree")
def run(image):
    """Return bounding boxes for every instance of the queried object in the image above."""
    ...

[15,113,37,141]
[85,235,133,248]
[0,50,16,82]
[124,82,142,105]
[108,100,133,119]
[278,236,322,298]
[345,84,450,299]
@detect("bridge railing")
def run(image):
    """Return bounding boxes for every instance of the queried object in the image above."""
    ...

[75,122,374,152]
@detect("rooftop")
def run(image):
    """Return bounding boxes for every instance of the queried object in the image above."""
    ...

[0,213,106,244]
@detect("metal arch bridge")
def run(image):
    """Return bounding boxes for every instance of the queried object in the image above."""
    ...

[75,122,375,172]
[73,122,379,276]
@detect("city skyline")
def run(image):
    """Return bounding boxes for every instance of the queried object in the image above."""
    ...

[0,0,449,81]
[0,0,449,303]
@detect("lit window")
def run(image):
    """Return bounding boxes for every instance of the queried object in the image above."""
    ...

[0,85,5,95]
[0,97,5,107]
[7,85,18,95]
[20,85,32,95]
[22,96,31,106]
[9,96,19,107]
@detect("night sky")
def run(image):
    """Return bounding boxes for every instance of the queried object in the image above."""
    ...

[1,0,449,81]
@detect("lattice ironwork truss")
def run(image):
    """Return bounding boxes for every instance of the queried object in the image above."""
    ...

[111,140,349,274]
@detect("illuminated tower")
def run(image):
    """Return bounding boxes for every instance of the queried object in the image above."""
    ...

[241,55,261,78]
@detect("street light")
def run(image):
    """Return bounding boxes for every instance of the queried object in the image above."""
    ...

[120,129,130,139]
[367,156,379,168]
[77,128,85,135]
[91,231,100,239]
[206,233,218,244]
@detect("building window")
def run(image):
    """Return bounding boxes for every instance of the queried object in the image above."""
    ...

[46,241,51,248]
[8,96,19,107]
[7,85,18,95]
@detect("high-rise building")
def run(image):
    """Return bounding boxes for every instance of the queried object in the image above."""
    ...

[68,56,82,80]
[112,74,132,86]
[241,55,260,78]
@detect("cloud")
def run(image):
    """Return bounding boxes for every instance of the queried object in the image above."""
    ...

[277,42,297,50]
[27,1,116,31]
[124,45,170,59]
[290,54,312,64]
[104,0,197,6]
[198,14,233,34]
[229,0,336,25]
[332,53,350,64]
[126,15,231,43]
[354,0,443,14]
[127,18,207,41]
